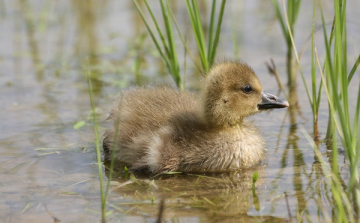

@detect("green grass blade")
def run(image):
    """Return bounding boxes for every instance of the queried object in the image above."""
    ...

[315,79,323,113]
[320,0,360,217]
[185,0,208,71]
[207,0,216,60]
[271,0,288,40]
[294,0,302,21]
[335,0,351,150]
[352,69,360,148]
[160,0,174,61]
[311,0,324,117]
[87,62,106,223]
[144,0,171,57]
[169,9,203,73]
[310,1,316,112]
[134,0,182,88]
[191,0,207,53]
[161,0,181,87]
[301,127,354,223]
[348,55,360,83]
[208,0,226,66]
[287,0,294,28]
[315,50,348,222]
[320,8,334,80]
[133,0,171,71]
[280,0,311,104]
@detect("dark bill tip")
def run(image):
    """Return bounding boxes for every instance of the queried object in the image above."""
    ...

[258,92,289,110]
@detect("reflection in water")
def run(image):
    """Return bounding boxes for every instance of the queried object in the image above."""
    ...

[73,0,103,93]
[105,161,287,222]
[286,86,309,218]
[271,86,313,221]
[270,87,296,217]
[19,0,44,79]
[271,75,351,221]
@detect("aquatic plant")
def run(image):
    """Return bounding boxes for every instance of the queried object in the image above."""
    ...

[185,0,226,72]
[271,0,302,90]
[317,0,360,220]
[287,0,359,221]
[133,0,226,88]
[87,64,107,223]
[133,0,182,89]
[276,0,360,221]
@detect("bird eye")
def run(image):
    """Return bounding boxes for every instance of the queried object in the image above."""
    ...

[243,85,253,94]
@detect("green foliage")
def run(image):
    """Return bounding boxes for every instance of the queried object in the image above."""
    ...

[271,0,302,89]
[133,0,226,88]
[271,0,301,43]
[185,0,226,72]
[313,0,360,221]
[309,1,323,136]
[133,0,182,89]
[318,0,360,220]
[276,0,359,220]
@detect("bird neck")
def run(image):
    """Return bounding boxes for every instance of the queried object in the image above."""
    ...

[200,110,244,130]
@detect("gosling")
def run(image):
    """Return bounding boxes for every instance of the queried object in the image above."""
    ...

[103,61,288,174]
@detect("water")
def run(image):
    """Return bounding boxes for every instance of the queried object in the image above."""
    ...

[0,1,359,222]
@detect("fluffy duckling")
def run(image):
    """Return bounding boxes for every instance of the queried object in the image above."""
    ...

[103,61,288,173]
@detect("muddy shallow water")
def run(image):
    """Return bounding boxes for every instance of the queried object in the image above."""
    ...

[0,1,359,222]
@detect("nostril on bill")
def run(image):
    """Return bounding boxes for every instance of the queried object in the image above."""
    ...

[269,96,277,102]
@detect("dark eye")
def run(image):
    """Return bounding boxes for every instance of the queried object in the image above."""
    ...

[243,85,253,94]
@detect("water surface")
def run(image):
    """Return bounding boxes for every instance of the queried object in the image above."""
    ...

[0,1,359,222]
